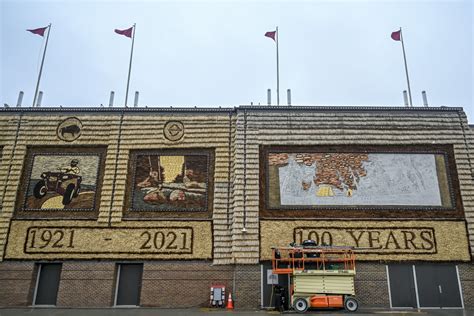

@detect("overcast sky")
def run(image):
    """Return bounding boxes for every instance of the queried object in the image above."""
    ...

[1,0,473,122]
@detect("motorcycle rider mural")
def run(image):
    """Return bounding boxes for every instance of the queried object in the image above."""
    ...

[60,159,81,175]
[32,158,83,206]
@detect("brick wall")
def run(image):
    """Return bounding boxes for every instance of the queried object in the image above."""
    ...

[0,260,473,309]
[141,261,234,308]
[458,263,474,308]
[0,261,35,306]
[355,262,390,307]
[56,261,116,307]
[0,261,263,309]
[233,265,260,309]
[355,262,474,309]
[141,262,259,309]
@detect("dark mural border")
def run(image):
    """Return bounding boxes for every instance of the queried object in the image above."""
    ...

[123,148,215,219]
[259,144,464,219]
[15,146,107,219]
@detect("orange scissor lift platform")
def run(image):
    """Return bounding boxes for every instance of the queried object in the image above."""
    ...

[271,245,359,313]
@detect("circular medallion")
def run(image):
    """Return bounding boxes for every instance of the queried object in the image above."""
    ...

[57,117,83,142]
[163,121,184,141]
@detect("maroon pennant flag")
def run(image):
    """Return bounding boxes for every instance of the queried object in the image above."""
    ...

[115,26,133,38]
[265,30,276,41]
[391,30,401,41]
[27,26,48,37]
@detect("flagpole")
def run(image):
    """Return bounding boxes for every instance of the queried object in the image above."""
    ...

[124,23,136,107]
[276,26,280,106]
[399,27,413,107]
[32,23,51,107]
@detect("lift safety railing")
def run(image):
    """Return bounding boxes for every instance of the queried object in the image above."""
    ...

[271,246,355,274]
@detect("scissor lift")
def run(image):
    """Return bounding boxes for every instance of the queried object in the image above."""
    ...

[271,245,359,313]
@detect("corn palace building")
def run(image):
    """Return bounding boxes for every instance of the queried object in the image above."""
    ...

[0,105,472,309]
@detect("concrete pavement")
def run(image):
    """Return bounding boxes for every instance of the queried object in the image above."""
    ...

[0,308,472,316]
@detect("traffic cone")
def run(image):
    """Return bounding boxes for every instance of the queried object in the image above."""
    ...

[226,292,234,310]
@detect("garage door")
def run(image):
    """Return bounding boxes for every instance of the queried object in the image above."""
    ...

[387,264,464,309]
[387,264,417,308]
[416,264,463,308]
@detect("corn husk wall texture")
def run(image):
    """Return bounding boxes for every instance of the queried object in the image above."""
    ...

[232,108,474,262]
[0,107,473,263]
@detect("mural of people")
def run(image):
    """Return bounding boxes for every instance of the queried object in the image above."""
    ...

[132,154,208,211]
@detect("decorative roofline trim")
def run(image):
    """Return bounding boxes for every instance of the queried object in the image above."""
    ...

[0,105,464,114]
[238,105,464,112]
[0,107,235,113]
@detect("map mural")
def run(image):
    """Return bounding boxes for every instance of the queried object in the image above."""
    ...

[131,153,209,211]
[267,152,452,208]
[24,154,100,210]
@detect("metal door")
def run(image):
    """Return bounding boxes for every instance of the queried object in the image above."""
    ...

[434,265,462,308]
[387,264,417,308]
[34,263,62,305]
[115,263,143,306]
[415,264,463,308]
[415,264,440,308]
[261,263,289,308]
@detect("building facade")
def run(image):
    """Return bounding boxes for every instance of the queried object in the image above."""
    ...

[0,106,472,309]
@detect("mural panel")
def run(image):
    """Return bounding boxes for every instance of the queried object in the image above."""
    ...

[260,220,471,261]
[125,149,214,218]
[268,152,451,207]
[5,220,212,260]
[263,146,459,212]
[16,147,106,218]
